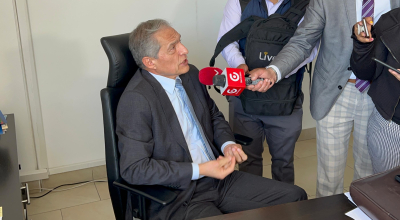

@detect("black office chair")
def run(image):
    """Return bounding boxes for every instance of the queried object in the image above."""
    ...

[100,33,178,220]
[100,33,252,220]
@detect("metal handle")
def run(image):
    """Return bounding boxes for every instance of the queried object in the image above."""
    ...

[21,183,30,205]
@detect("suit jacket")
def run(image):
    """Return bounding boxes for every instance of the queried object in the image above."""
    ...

[116,64,235,220]
[269,0,400,120]
[351,8,400,125]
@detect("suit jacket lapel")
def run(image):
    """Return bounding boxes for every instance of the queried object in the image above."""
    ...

[343,0,357,32]
[180,73,207,127]
[141,70,192,160]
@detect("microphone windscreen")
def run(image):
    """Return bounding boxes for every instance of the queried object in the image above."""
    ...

[199,67,223,85]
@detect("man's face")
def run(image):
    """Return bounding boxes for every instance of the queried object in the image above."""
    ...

[147,27,189,78]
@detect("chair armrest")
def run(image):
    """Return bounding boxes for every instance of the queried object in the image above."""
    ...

[113,178,177,206]
[234,133,253,146]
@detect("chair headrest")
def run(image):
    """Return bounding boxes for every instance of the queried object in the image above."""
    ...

[101,33,139,88]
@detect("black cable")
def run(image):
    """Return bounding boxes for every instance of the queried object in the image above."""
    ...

[31,180,106,199]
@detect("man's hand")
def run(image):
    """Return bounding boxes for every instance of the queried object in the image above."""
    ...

[223,144,247,164]
[199,156,235,179]
[237,64,249,74]
[389,69,400,81]
[246,67,277,92]
[353,17,374,43]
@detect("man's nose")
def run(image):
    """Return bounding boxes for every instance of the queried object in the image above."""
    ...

[179,43,189,55]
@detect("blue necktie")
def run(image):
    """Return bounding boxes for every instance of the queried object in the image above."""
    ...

[175,78,216,161]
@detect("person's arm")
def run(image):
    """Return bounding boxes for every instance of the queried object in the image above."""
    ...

[269,17,320,80]
[247,0,325,92]
[116,91,193,190]
[270,0,325,79]
[218,0,246,69]
[350,18,377,81]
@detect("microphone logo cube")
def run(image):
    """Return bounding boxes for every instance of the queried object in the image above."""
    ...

[221,68,246,96]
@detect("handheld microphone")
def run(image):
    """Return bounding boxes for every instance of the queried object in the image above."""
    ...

[213,75,263,87]
[199,67,223,85]
[199,67,263,96]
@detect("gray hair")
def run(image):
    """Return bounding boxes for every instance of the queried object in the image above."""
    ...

[129,19,171,69]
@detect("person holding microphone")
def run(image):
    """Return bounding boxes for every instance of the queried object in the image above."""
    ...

[350,7,400,173]
[245,0,400,197]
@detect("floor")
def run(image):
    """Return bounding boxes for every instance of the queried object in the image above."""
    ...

[28,136,355,220]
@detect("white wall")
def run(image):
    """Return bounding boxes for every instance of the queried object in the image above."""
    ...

[0,0,38,172]
[9,0,315,173]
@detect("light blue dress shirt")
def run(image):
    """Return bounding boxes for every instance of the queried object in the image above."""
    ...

[149,72,235,180]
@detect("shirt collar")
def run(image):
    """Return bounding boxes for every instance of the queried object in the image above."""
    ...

[267,0,285,4]
[148,72,180,95]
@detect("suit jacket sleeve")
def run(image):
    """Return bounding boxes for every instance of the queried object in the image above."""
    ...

[116,90,192,190]
[350,31,377,81]
[350,21,392,81]
[270,0,325,77]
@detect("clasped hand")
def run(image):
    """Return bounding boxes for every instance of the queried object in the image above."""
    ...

[198,144,247,180]
[199,156,235,180]
[223,144,247,164]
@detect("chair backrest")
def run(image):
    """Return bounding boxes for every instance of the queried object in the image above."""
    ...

[100,33,139,220]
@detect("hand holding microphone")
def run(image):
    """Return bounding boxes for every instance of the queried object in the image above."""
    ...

[247,67,277,92]
[199,67,264,96]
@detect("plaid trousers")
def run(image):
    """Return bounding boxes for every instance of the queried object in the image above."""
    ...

[316,82,374,197]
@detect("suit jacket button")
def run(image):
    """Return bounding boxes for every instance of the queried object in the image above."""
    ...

[183,201,188,206]
[338,85,343,90]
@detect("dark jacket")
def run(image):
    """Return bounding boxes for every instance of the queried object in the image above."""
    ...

[350,8,400,125]
[116,64,235,220]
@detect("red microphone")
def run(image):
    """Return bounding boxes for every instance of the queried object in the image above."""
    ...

[199,67,223,85]
[199,67,246,96]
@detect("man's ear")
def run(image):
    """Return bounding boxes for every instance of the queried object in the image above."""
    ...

[142,57,156,70]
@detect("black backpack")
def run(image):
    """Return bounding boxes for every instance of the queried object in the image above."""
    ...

[210,0,310,116]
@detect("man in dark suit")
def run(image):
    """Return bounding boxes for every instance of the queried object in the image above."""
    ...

[116,19,307,220]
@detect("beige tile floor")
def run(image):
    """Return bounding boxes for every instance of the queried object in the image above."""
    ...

[28,137,355,220]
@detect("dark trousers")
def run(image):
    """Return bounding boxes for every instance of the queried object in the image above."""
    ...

[228,96,303,184]
[184,171,307,220]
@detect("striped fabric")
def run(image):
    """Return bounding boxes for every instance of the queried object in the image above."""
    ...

[355,0,374,93]
[355,79,370,93]
[367,107,400,174]
[362,0,374,18]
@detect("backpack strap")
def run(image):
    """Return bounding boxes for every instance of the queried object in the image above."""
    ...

[239,0,252,13]
[209,16,260,67]
[282,0,310,25]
